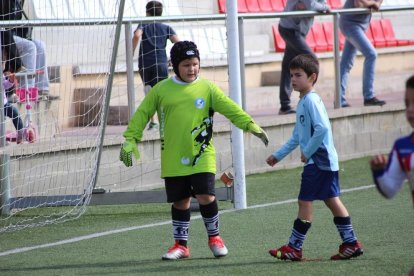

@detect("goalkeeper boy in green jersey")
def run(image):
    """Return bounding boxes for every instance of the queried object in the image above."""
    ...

[120,41,269,260]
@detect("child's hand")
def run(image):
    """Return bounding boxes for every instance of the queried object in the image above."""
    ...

[266,155,278,167]
[119,140,140,167]
[370,154,387,170]
[301,152,307,163]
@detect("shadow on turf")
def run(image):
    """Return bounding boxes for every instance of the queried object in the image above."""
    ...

[0,258,309,274]
[0,254,367,274]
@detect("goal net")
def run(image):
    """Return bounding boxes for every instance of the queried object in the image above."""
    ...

[0,0,125,233]
[0,0,238,233]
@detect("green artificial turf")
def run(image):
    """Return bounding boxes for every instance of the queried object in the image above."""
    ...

[0,157,413,276]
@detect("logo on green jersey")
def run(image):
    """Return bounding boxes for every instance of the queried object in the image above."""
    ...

[195,98,205,109]
[181,157,190,165]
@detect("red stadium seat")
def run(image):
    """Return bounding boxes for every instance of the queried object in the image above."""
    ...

[322,21,345,50]
[238,0,249,13]
[379,19,398,47]
[306,29,316,52]
[270,0,285,11]
[380,18,410,46]
[218,0,226,13]
[365,24,375,45]
[218,0,250,13]
[370,20,387,48]
[328,0,343,9]
[311,22,329,52]
[272,24,286,52]
[322,21,334,50]
[257,0,274,12]
[246,0,261,12]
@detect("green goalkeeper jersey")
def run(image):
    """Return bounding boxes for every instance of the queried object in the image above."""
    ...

[123,76,254,177]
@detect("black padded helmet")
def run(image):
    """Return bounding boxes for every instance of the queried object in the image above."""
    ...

[170,41,200,79]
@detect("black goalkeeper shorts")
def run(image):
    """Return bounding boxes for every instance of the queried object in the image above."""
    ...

[164,173,216,203]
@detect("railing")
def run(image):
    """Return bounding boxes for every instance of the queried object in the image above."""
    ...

[1,5,413,114]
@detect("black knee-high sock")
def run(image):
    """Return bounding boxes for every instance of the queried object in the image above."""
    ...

[288,218,312,251]
[171,205,190,246]
[199,200,220,237]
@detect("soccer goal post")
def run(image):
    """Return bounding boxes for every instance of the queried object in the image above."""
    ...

[226,0,247,209]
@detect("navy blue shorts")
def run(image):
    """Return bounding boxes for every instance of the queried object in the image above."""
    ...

[299,164,341,201]
[139,64,168,87]
[164,173,216,203]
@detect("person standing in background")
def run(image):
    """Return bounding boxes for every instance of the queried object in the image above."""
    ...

[132,0,180,130]
[339,0,386,107]
[277,0,330,115]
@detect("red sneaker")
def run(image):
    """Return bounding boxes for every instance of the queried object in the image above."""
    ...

[208,236,228,257]
[269,244,302,261]
[162,241,190,260]
[331,241,364,260]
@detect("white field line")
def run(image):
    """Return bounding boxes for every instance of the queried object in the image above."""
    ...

[0,184,374,257]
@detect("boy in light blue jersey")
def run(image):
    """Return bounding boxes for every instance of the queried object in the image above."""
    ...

[266,54,363,261]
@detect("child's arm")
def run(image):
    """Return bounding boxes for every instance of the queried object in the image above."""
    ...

[370,145,407,199]
[272,125,300,162]
[120,88,157,167]
[210,83,268,146]
[132,27,143,55]
[169,34,180,43]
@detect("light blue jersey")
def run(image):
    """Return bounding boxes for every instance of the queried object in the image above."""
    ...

[273,91,339,171]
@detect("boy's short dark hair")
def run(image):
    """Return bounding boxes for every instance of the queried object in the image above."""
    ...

[406,75,414,89]
[289,54,319,84]
[146,1,163,16]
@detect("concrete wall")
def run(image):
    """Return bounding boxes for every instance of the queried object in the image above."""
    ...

[92,103,409,192]
[6,83,409,197]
